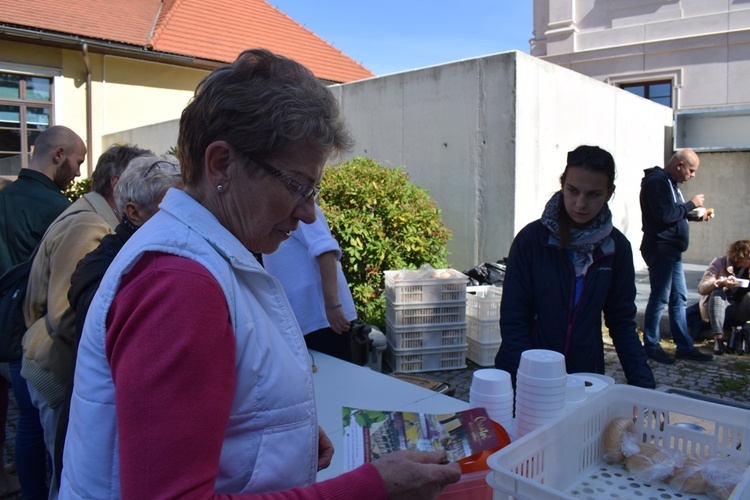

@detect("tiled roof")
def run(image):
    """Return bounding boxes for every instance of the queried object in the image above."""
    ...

[0,0,373,83]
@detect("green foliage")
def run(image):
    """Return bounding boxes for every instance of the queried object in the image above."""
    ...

[342,408,387,429]
[64,178,92,202]
[320,157,451,329]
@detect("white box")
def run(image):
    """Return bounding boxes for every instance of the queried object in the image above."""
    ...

[386,300,466,327]
[385,320,467,350]
[466,336,500,367]
[466,285,502,321]
[467,315,501,343]
[385,343,467,373]
[384,269,468,305]
[487,384,750,499]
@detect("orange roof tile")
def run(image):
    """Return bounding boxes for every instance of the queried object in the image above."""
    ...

[0,0,373,83]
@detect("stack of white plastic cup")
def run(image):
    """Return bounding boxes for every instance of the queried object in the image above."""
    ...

[469,369,514,434]
[514,349,567,438]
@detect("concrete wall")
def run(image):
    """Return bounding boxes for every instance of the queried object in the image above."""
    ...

[685,151,750,261]
[104,119,180,157]
[333,51,673,271]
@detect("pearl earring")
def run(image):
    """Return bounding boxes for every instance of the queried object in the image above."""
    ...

[217,185,223,192]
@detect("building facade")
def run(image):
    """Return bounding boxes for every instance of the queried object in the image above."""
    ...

[532,0,750,262]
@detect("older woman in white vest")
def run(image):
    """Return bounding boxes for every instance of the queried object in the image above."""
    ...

[59,49,459,499]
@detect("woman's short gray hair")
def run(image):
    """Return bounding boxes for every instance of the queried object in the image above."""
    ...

[114,155,182,216]
[177,49,353,186]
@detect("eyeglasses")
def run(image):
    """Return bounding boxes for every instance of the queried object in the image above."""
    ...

[144,161,178,177]
[250,157,320,203]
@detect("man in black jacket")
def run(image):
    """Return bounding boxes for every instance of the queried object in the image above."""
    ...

[0,125,85,498]
[640,148,713,365]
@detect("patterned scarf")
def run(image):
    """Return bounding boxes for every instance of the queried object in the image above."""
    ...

[541,191,613,277]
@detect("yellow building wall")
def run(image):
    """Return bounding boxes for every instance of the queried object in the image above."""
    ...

[1,39,208,177]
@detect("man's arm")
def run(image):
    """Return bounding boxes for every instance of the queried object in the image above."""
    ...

[641,177,695,226]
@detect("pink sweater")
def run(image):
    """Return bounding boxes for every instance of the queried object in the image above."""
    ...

[105,252,387,499]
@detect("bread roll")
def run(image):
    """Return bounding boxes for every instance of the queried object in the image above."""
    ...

[707,484,734,500]
[670,455,707,494]
[625,443,667,473]
[602,417,635,464]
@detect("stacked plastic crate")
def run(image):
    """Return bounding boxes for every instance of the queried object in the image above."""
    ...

[383,269,468,373]
[465,286,503,366]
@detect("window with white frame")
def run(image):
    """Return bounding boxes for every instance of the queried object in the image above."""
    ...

[0,72,54,175]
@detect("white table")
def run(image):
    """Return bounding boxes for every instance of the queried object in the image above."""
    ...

[311,351,471,480]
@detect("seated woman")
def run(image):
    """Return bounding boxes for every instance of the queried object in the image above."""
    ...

[697,240,750,355]
[495,145,655,388]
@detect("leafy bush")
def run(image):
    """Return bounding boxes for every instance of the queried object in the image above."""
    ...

[64,178,92,202]
[320,157,451,328]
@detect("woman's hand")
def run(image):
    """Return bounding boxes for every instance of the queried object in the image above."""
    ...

[716,276,738,289]
[326,306,351,334]
[372,450,461,499]
[317,426,334,471]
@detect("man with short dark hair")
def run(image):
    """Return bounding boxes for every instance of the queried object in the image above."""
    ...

[0,126,84,270]
[0,125,85,499]
[640,148,714,365]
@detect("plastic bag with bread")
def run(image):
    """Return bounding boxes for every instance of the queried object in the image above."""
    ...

[703,457,749,500]
[670,455,708,494]
[602,417,635,464]
[625,441,681,483]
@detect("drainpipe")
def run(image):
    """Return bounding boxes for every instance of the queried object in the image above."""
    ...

[81,43,93,177]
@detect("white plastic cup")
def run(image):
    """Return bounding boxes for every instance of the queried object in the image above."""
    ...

[471,369,513,396]
[469,401,513,413]
[487,411,514,424]
[487,408,514,419]
[566,375,586,404]
[515,419,551,438]
[516,379,567,397]
[469,388,514,403]
[515,395,566,412]
[515,392,565,406]
[514,407,564,425]
[518,350,566,379]
[470,395,514,413]
[516,371,567,389]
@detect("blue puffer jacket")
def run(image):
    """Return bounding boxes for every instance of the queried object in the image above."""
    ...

[494,220,655,389]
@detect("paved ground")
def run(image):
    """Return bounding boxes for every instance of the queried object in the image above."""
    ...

[422,262,750,410]
[426,337,750,409]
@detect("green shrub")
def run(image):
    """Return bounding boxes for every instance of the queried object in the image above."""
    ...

[64,178,92,202]
[320,157,451,328]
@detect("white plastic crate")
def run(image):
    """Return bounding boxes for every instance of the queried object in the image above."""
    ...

[386,300,466,327]
[385,343,467,373]
[466,285,502,320]
[467,315,501,343]
[486,384,750,499]
[384,269,468,305]
[385,320,467,350]
[466,336,500,367]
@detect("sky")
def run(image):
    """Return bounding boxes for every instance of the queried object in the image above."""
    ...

[270,1,534,76]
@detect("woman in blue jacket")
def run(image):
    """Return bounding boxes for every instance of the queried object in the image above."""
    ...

[495,145,655,388]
